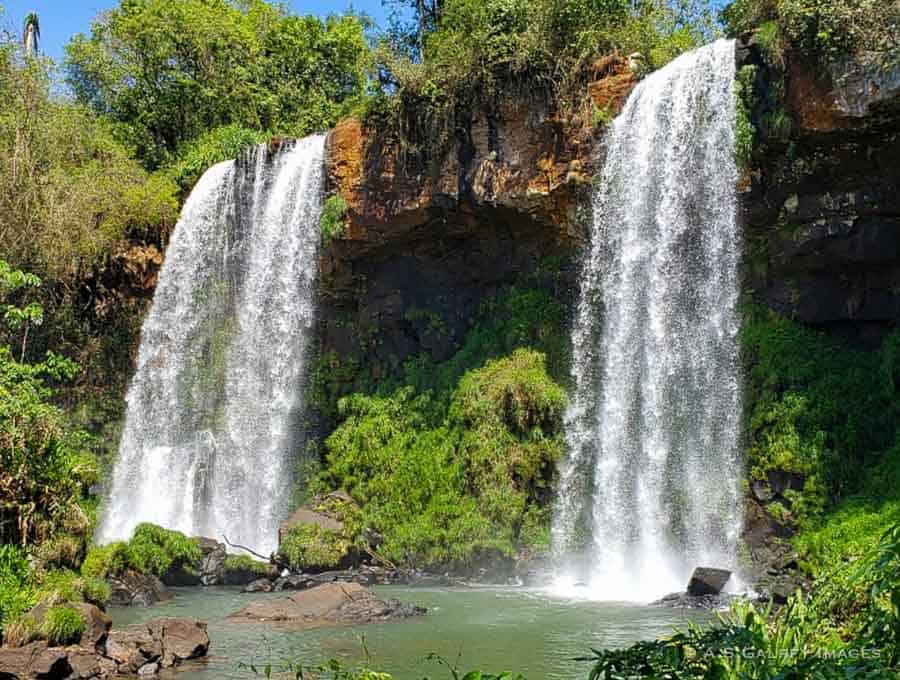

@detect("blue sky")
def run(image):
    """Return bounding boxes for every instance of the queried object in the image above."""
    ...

[2,1,397,62]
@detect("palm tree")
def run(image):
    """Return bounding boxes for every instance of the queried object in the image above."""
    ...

[23,12,40,57]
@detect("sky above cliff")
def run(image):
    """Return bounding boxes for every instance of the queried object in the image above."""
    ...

[2,1,396,62]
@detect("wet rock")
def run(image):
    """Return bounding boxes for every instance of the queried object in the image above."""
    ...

[137,661,160,676]
[242,578,274,593]
[76,603,113,653]
[150,618,209,667]
[109,571,171,607]
[103,617,208,675]
[687,567,732,597]
[272,574,315,592]
[652,591,736,611]
[105,625,162,673]
[228,582,425,628]
[66,647,104,679]
[198,538,227,586]
[0,642,62,679]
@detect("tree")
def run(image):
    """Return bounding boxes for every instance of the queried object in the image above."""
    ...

[22,12,38,57]
[65,0,372,168]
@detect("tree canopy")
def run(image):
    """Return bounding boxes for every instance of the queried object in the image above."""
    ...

[65,0,373,168]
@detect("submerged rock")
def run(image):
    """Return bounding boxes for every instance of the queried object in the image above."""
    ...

[229,582,425,628]
[687,567,732,597]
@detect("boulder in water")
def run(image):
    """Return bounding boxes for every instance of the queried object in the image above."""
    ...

[228,582,425,628]
[687,567,732,596]
[109,571,171,607]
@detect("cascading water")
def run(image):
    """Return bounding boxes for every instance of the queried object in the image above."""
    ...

[97,135,326,555]
[551,40,742,601]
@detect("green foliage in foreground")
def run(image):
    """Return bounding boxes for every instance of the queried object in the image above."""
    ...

[591,524,900,678]
[318,348,565,568]
[81,523,202,579]
[0,261,98,549]
[741,306,900,527]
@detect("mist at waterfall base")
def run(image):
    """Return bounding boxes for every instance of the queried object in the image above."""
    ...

[97,136,326,556]
[550,40,743,603]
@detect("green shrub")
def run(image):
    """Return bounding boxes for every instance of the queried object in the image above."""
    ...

[39,606,85,646]
[320,195,348,245]
[34,535,84,571]
[80,541,129,579]
[278,524,352,571]
[723,0,899,64]
[81,525,201,579]
[223,554,274,577]
[125,523,202,577]
[318,349,565,567]
[80,576,112,606]
[166,124,268,193]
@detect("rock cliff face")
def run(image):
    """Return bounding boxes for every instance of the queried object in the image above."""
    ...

[741,46,900,342]
[316,56,636,381]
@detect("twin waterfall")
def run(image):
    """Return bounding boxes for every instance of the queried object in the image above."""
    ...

[551,40,743,600]
[98,41,742,592]
[98,136,326,555]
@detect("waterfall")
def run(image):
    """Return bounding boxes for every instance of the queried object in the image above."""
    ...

[97,135,326,555]
[551,40,742,601]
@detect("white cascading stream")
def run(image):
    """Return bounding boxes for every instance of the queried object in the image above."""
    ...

[551,40,743,601]
[97,135,326,555]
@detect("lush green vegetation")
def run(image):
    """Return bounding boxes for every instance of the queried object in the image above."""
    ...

[308,283,570,568]
[80,523,202,579]
[723,0,900,64]
[279,523,354,571]
[320,194,349,245]
[371,0,715,156]
[65,0,372,169]
[316,347,565,568]
[741,306,900,527]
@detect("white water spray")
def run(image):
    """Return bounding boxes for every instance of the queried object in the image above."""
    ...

[97,136,326,555]
[552,40,742,601]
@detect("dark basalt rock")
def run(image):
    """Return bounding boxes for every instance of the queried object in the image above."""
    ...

[687,567,732,597]
[109,571,171,607]
[242,577,274,593]
[652,591,736,611]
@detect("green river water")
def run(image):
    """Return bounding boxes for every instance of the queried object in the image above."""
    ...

[110,586,710,680]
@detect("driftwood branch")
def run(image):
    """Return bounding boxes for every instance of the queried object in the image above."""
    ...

[222,534,277,565]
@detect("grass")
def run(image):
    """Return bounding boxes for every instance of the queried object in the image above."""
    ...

[40,606,86,646]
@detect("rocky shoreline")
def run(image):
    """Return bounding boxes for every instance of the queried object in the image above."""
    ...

[0,614,209,679]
